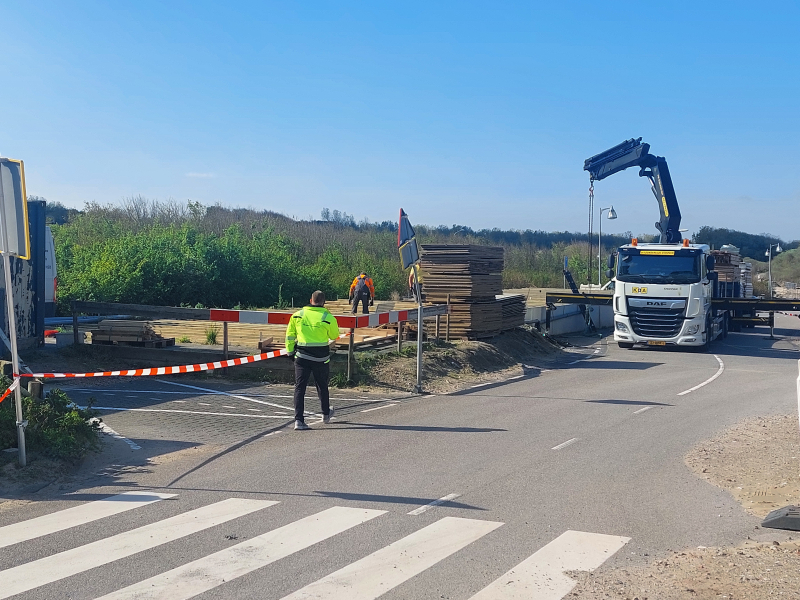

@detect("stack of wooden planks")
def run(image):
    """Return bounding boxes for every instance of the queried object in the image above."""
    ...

[420,245,524,338]
[711,249,743,283]
[89,320,175,348]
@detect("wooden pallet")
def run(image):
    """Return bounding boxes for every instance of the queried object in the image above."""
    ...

[92,337,176,348]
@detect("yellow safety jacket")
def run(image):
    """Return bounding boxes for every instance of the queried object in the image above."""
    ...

[285,306,340,363]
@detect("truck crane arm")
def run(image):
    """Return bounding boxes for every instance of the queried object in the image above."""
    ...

[583,137,682,244]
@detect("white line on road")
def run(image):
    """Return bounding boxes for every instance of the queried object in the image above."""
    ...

[796,359,800,435]
[677,355,725,396]
[360,403,399,413]
[95,507,386,600]
[0,491,175,549]
[280,517,503,600]
[0,499,277,599]
[81,406,292,419]
[468,530,630,599]
[632,406,654,415]
[223,405,236,409]
[93,420,141,450]
[172,400,187,403]
[407,493,462,516]
[552,438,578,450]
[156,379,295,411]
[197,402,211,406]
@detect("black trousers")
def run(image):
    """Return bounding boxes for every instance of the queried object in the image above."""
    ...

[293,358,330,422]
[351,294,370,314]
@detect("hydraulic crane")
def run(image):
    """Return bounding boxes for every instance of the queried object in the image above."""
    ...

[583,137,682,244]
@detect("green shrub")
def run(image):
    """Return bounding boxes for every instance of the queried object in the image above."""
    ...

[205,325,219,345]
[0,378,101,463]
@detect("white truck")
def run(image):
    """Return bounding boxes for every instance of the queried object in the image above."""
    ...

[608,240,726,349]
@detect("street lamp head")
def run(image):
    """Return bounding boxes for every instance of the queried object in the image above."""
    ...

[607,206,617,220]
[776,244,782,253]
[766,250,771,257]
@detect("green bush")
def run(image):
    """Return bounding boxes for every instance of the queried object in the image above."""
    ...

[0,378,101,463]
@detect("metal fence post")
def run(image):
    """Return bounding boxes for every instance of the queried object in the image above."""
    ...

[397,321,403,353]
[446,294,450,342]
[347,328,355,384]
[72,301,80,346]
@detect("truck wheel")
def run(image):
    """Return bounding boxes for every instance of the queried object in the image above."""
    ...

[618,342,634,349]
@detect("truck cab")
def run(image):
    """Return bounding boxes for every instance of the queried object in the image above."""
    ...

[611,241,719,348]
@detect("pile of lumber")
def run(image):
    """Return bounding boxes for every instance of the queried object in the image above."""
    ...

[711,248,743,283]
[420,245,524,338]
[89,320,175,348]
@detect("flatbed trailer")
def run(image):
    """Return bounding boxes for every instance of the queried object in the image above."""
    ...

[545,292,800,339]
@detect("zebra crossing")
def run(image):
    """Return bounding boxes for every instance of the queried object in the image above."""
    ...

[0,492,630,599]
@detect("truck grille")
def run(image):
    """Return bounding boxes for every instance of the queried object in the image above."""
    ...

[628,304,685,338]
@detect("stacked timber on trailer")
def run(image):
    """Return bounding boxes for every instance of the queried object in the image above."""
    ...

[89,320,175,347]
[711,246,753,298]
[420,245,525,338]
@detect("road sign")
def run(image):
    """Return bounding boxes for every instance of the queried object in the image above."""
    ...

[0,157,30,466]
[0,158,30,259]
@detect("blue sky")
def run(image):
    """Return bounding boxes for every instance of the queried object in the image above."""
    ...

[3,1,799,240]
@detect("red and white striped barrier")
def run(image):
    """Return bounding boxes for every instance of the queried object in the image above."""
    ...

[17,333,351,379]
[0,379,19,403]
[209,308,414,330]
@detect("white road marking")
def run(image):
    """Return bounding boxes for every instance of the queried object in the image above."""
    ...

[158,379,320,416]
[280,516,503,600]
[0,491,175,549]
[471,382,491,388]
[81,405,291,419]
[469,530,630,599]
[633,406,654,415]
[407,493,462,516]
[223,405,236,409]
[796,359,800,435]
[95,507,386,600]
[91,419,141,450]
[198,402,211,406]
[247,408,262,412]
[0,499,277,599]
[172,400,187,403]
[360,403,399,413]
[508,375,524,380]
[260,431,283,439]
[677,355,725,396]
[552,438,578,451]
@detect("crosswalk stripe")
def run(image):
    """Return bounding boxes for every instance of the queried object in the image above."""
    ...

[468,530,630,599]
[0,491,175,549]
[96,506,387,600]
[0,498,277,599]
[280,516,503,600]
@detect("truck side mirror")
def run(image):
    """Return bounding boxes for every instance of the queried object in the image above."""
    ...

[605,268,614,279]
[706,255,715,271]
[607,253,616,269]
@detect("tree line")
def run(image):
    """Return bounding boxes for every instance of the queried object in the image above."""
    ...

[45,198,795,314]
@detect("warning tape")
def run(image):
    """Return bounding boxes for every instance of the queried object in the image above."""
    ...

[0,379,20,404]
[16,333,351,379]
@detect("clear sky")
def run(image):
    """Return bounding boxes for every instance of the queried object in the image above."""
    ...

[2,1,799,240]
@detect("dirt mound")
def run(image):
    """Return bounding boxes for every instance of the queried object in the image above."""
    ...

[358,326,563,393]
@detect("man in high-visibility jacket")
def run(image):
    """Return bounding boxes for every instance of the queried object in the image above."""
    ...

[285,290,340,430]
[349,272,375,314]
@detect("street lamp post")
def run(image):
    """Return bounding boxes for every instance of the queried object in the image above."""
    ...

[598,206,617,286]
[765,243,782,298]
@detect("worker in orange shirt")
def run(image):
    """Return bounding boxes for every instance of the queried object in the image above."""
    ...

[349,272,375,314]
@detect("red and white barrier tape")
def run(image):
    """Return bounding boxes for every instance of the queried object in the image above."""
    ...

[0,379,20,403]
[16,333,350,379]
[209,308,412,330]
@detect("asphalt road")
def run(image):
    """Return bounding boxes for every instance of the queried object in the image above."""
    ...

[2,315,799,599]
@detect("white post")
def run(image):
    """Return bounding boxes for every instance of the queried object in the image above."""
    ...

[0,176,26,467]
[768,250,773,299]
[597,213,602,287]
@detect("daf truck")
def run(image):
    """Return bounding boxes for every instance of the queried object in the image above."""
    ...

[584,138,727,349]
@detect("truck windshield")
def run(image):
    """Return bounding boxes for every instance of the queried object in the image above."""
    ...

[617,252,701,284]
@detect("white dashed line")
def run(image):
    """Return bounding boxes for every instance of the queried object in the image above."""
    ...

[677,355,725,396]
[247,408,261,412]
[407,493,462,516]
[172,400,187,403]
[81,406,292,419]
[552,438,578,450]
[223,405,236,409]
[198,403,211,406]
[633,406,654,415]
